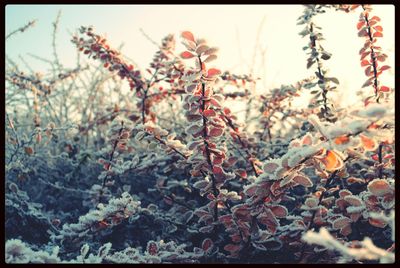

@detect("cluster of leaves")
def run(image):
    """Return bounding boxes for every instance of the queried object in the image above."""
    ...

[5,6,394,264]
[297,5,339,122]
[356,5,392,104]
[335,4,392,105]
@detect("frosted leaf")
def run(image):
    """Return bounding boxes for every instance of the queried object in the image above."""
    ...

[80,244,90,258]
[98,243,112,258]
[346,205,365,214]
[357,104,387,118]
[344,195,363,207]
[367,179,392,197]
[348,120,369,134]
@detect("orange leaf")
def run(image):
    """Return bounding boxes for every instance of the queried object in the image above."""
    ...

[360,59,370,67]
[181,31,195,43]
[360,134,377,151]
[367,179,392,196]
[24,146,34,155]
[369,217,387,228]
[319,150,343,172]
[334,135,350,145]
[370,16,381,22]
[207,68,221,77]
[357,21,365,30]
[180,51,195,59]
[301,134,312,146]
[373,32,383,38]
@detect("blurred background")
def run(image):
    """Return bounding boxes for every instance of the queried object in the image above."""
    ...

[6,5,395,107]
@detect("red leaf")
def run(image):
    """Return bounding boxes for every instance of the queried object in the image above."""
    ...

[332,217,351,229]
[213,156,223,165]
[360,51,369,60]
[219,214,233,224]
[235,169,247,179]
[334,135,350,145]
[360,59,370,67]
[203,109,216,117]
[244,185,258,196]
[147,242,158,255]
[380,65,391,71]
[344,195,363,207]
[376,54,387,61]
[362,78,373,88]
[193,180,209,189]
[301,134,312,145]
[224,244,241,253]
[209,127,223,137]
[210,98,222,108]
[24,146,34,155]
[358,29,368,37]
[293,175,313,187]
[163,196,173,205]
[181,31,195,43]
[370,16,381,22]
[207,68,221,77]
[212,166,223,174]
[263,162,279,173]
[199,225,214,233]
[202,238,214,252]
[374,25,383,32]
[180,51,195,59]
[257,210,279,234]
[369,217,387,228]
[270,205,288,218]
[357,21,365,30]
[373,32,383,38]
[371,154,379,161]
[367,179,392,197]
[365,66,372,76]
[380,86,390,92]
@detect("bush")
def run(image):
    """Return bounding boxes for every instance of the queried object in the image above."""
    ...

[5,4,394,264]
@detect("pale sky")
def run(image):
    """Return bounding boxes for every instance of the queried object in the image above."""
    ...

[6,5,395,107]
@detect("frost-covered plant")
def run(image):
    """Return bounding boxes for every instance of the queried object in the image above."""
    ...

[180,31,233,222]
[356,5,392,104]
[106,240,203,264]
[298,5,339,122]
[5,6,394,264]
[302,227,394,263]
[52,192,141,247]
[5,239,61,264]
